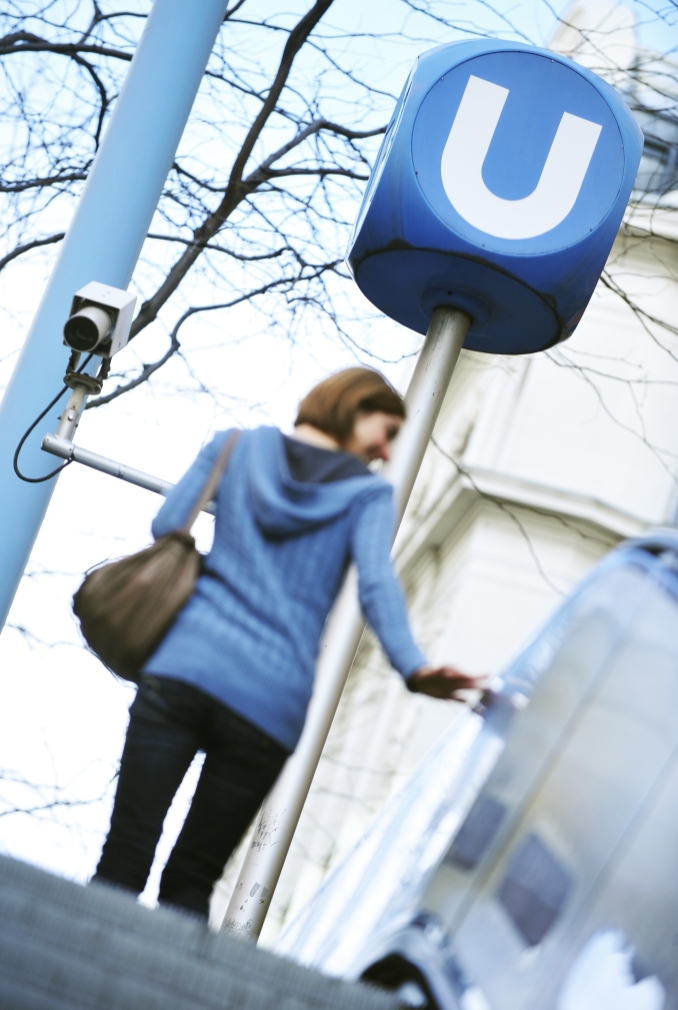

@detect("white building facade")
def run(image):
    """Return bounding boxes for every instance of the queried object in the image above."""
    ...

[212,1,678,943]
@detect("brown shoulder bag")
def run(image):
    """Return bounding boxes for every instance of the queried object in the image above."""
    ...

[73,430,241,682]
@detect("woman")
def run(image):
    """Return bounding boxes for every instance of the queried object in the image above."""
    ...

[92,368,481,917]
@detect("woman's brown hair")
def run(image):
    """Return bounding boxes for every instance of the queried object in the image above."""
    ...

[295,367,405,444]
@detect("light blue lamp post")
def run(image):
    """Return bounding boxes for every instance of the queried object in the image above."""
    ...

[0,0,229,628]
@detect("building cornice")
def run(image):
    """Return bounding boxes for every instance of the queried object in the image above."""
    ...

[395,465,649,578]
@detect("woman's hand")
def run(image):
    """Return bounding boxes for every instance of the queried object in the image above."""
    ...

[406,665,487,701]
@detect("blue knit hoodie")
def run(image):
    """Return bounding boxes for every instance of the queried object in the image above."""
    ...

[144,426,427,751]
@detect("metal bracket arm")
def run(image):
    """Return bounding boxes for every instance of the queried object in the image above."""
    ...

[41,433,216,515]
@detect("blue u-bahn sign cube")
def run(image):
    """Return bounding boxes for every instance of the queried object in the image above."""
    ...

[347,40,643,354]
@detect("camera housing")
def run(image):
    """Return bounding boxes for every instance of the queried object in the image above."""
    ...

[63,281,137,357]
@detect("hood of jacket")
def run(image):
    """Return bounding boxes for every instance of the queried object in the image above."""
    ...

[245,426,388,537]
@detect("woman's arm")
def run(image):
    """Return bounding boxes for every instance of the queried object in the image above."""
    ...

[350,489,485,700]
[151,430,233,539]
[349,490,428,679]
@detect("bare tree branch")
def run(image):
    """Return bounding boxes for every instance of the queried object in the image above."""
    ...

[0,32,133,62]
[129,0,336,337]
[0,232,65,272]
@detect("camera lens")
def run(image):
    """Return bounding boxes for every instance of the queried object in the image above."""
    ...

[64,305,112,351]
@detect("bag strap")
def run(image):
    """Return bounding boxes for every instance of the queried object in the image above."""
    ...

[181,429,242,534]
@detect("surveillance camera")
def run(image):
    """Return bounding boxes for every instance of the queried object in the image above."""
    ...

[64,304,113,352]
[63,281,137,357]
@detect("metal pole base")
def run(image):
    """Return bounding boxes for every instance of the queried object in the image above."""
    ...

[221,307,471,941]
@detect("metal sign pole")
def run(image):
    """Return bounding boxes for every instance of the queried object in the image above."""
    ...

[0,0,229,629]
[222,306,470,941]
[238,22,643,963]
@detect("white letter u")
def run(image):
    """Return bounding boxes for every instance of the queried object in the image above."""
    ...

[440,75,602,240]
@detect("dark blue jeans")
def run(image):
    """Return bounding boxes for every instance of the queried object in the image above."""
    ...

[93,675,289,918]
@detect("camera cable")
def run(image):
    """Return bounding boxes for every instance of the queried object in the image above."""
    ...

[13,353,94,484]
